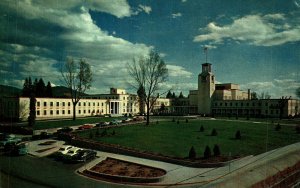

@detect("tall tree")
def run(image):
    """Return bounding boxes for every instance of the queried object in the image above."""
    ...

[166,90,172,98]
[46,81,53,97]
[179,92,184,98]
[33,78,38,96]
[128,51,168,125]
[61,57,92,120]
[22,78,30,97]
[36,78,46,97]
[251,92,258,100]
[137,85,146,115]
[28,93,36,127]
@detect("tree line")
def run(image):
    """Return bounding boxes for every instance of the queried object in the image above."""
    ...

[22,77,53,97]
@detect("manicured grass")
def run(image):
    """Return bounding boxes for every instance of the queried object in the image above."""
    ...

[33,117,122,130]
[75,119,300,158]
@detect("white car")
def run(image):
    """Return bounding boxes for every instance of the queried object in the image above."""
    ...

[64,147,83,157]
[57,145,73,155]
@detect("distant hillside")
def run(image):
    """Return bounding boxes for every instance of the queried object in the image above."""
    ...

[0,85,88,98]
[0,85,21,97]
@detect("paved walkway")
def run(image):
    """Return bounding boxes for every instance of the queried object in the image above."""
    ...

[27,140,300,187]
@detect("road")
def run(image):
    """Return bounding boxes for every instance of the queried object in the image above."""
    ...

[0,155,131,188]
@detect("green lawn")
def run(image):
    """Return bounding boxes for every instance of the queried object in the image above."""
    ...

[75,119,300,158]
[33,117,122,130]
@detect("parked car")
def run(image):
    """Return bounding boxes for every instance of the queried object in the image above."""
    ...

[122,118,133,123]
[95,122,105,127]
[57,127,73,134]
[4,142,28,155]
[78,124,94,130]
[55,145,74,159]
[109,119,121,125]
[70,149,97,162]
[0,134,22,148]
[63,147,83,161]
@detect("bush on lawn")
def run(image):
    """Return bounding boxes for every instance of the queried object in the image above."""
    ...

[213,144,221,156]
[200,125,204,132]
[177,120,180,124]
[211,128,217,136]
[204,145,211,159]
[275,123,281,131]
[111,130,116,136]
[172,118,175,122]
[188,146,196,159]
[186,119,188,123]
[235,130,241,140]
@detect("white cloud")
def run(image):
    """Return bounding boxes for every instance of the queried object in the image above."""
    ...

[194,13,300,46]
[166,65,193,78]
[172,13,182,18]
[138,5,152,14]
[182,0,187,2]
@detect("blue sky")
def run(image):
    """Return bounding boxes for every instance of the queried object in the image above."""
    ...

[0,0,299,98]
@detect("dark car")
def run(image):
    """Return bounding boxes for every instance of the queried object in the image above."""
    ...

[70,149,97,162]
[57,127,73,134]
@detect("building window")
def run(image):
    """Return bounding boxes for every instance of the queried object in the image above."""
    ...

[88,102,90,106]
[102,103,103,106]
[265,102,268,106]
[37,111,40,116]
[246,103,249,106]
[50,110,53,115]
[56,110,59,115]
[93,102,95,106]
[62,110,65,115]
[56,102,59,106]
[37,102,40,107]
[78,110,81,114]
[83,110,86,114]
[68,110,70,114]
[50,102,53,106]
[44,110,47,115]
[220,102,222,106]
[225,103,227,107]
[62,102,65,106]
[68,102,71,106]
[97,103,99,106]
[241,103,243,107]
[88,110,90,113]
[252,103,255,106]
[84,102,86,106]
[44,102,47,106]
[265,110,268,114]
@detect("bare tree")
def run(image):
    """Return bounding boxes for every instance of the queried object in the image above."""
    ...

[259,92,271,99]
[128,51,168,125]
[61,57,92,120]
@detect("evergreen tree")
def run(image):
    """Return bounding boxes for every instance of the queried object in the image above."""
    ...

[235,130,241,140]
[166,90,172,98]
[28,77,33,94]
[33,78,38,96]
[188,146,196,159]
[36,78,46,97]
[179,92,184,98]
[46,82,53,97]
[204,145,211,159]
[22,78,30,97]
[172,92,176,99]
[28,93,36,127]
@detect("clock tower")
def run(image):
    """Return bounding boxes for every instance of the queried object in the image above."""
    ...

[198,63,215,115]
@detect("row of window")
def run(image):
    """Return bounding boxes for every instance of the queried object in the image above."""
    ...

[36,109,104,116]
[37,101,105,107]
[214,102,271,107]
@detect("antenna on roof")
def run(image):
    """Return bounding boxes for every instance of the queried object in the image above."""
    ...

[203,46,208,63]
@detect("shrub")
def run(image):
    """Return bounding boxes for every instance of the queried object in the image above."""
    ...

[186,119,189,123]
[172,118,175,122]
[213,144,221,156]
[200,125,204,132]
[204,145,211,159]
[156,121,159,124]
[188,146,196,159]
[275,123,281,131]
[177,120,179,124]
[235,130,241,140]
[112,130,116,135]
[211,128,217,136]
